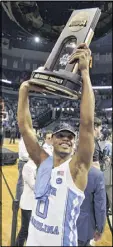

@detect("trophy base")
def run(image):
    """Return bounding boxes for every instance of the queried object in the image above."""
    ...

[30,69,82,100]
[29,78,81,100]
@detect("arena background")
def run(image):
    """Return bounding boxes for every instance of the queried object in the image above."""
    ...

[0,1,112,246]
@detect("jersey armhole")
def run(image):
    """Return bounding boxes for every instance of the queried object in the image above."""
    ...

[66,164,85,197]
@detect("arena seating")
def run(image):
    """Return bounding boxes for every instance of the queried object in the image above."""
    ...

[2,68,112,87]
[2,82,112,137]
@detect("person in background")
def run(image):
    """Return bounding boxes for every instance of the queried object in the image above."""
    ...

[15,136,29,201]
[42,130,53,156]
[102,129,112,157]
[15,158,37,246]
[101,129,112,211]
[0,98,7,145]
[93,117,102,163]
[77,146,106,246]
[9,124,16,144]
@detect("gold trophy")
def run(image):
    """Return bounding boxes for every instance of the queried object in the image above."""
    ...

[30,8,101,99]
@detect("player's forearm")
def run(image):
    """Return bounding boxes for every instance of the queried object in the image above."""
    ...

[80,69,95,127]
[18,84,33,133]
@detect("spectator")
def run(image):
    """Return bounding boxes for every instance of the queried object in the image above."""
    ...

[15,136,29,201]
[94,117,102,163]
[9,124,16,144]
[42,130,53,156]
[101,129,112,211]
[77,148,106,246]
[102,129,112,157]
[15,158,37,246]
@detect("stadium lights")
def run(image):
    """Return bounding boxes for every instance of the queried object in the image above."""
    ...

[104,108,112,111]
[0,79,12,84]
[34,37,40,43]
[92,86,112,89]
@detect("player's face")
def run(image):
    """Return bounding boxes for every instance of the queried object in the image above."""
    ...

[52,131,75,157]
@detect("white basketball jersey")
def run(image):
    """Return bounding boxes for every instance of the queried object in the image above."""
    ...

[26,159,85,246]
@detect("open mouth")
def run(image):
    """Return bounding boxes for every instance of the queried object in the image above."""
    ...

[60,143,70,148]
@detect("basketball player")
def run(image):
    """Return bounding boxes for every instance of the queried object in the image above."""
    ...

[17,43,95,246]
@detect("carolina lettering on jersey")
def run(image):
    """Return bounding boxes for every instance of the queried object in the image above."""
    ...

[31,216,59,235]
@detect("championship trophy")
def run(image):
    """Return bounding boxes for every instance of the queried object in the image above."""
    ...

[30,8,101,99]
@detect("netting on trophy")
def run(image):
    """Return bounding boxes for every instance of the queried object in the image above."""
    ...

[53,37,77,72]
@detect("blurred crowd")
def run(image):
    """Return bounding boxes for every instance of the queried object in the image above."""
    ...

[2,68,112,87]
[1,69,112,141]
[90,73,112,86]
[2,91,112,142]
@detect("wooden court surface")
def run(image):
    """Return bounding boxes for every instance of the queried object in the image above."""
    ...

[1,139,112,246]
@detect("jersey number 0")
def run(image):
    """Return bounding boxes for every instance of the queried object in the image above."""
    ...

[36,198,49,219]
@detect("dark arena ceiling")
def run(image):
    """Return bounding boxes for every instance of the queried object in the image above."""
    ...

[1,1,112,42]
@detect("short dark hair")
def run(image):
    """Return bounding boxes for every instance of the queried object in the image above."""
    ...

[43,130,53,139]
[103,129,112,140]
[94,117,102,128]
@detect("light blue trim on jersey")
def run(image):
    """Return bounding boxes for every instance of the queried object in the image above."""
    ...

[35,156,53,200]
[62,189,84,246]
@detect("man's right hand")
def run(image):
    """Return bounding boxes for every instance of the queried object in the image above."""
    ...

[69,43,91,72]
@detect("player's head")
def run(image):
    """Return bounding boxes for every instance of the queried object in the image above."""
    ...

[44,131,53,145]
[94,117,102,139]
[103,129,112,142]
[52,122,75,158]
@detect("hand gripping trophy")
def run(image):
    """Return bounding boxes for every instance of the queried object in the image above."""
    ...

[30,8,101,99]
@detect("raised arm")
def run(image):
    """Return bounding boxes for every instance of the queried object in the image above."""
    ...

[69,43,95,191]
[17,82,49,166]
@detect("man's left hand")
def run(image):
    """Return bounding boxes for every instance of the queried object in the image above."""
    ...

[94,230,102,241]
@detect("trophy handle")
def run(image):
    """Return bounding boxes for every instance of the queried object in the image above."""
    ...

[65,62,79,74]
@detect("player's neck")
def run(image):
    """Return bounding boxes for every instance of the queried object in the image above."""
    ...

[53,153,71,167]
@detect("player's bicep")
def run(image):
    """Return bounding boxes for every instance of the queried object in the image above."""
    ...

[22,128,49,166]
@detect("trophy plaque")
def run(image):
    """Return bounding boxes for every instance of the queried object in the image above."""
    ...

[30,8,101,100]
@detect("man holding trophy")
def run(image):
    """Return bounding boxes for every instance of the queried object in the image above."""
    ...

[17,8,101,246]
